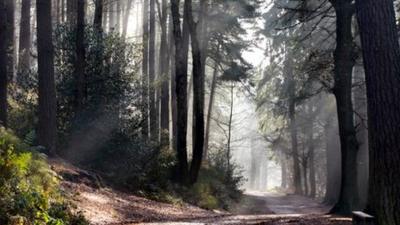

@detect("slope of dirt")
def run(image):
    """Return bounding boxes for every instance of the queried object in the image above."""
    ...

[49,159,350,225]
[50,159,222,225]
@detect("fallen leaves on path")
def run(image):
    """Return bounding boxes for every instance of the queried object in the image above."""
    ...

[50,159,351,225]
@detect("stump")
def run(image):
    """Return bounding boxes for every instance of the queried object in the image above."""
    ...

[352,211,375,225]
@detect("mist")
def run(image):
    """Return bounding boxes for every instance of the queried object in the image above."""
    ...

[0,0,399,224]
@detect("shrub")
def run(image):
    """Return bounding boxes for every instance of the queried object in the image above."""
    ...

[184,165,244,210]
[0,128,88,225]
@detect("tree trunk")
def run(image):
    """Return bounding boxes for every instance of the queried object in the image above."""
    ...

[56,0,61,23]
[286,56,302,195]
[17,0,31,84]
[116,0,121,33]
[353,65,369,210]
[159,0,169,139]
[149,0,157,140]
[67,0,77,24]
[204,59,219,161]
[122,0,133,39]
[5,0,14,82]
[101,0,107,31]
[141,0,149,140]
[37,0,57,155]
[324,113,341,204]
[18,0,32,80]
[171,0,189,183]
[198,0,209,86]
[61,0,65,22]
[307,112,316,198]
[302,155,308,196]
[93,0,103,31]
[226,82,234,173]
[280,152,288,189]
[74,0,85,112]
[187,0,205,184]
[355,0,400,224]
[330,0,359,214]
[108,0,115,31]
[169,16,177,149]
[0,0,7,127]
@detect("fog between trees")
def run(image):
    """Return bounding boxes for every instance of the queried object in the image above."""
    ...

[0,0,399,224]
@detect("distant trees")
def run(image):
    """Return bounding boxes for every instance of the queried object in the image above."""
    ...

[259,0,362,213]
[355,0,400,224]
[36,0,57,154]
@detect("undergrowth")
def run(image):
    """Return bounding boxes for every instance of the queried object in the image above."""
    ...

[0,127,88,225]
[137,147,245,210]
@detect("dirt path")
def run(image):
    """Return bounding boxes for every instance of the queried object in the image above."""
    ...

[245,191,330,215]
[51,160,347,225]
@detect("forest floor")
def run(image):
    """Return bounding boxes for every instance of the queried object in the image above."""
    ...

[50,159,352,225]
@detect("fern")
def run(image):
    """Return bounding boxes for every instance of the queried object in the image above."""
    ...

[23,130,36,146]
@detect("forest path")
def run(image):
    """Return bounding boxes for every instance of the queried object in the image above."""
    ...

[51,159,344,225]
[132,192,337,225]
[245,191,330,214]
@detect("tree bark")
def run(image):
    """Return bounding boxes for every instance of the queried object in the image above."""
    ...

[149,0,157,140]
[102,0,107,31]
[159,0,169,138]
[37,0,57,155]
[302,153,308,196]
[61,0,65,22]
[171,0,189,183]
[0,0,7,127]
[56,0,61,23]
[116,0,121,33]
[226,82,234,173]
[307,107,316,198]
[187,0,205,184]
[74,0,85,112]
[324,113,341,204]
[5,0,14,82]
[18,0,32,80]
[280,152,288,189]
[353,65,369,209]
[330,0,360,214]
[355,0,400,224]
[169,15,177,150]
[93,0,103,32]
[67,0,77,25]
[204,59,219,161]
[286,56,302,195]
[142,0,149,140]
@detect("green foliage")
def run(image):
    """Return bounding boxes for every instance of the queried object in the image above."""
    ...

[7,85,38,141]
[0,128,88,225]
[53,24,141,144]
[164,162,244,210]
